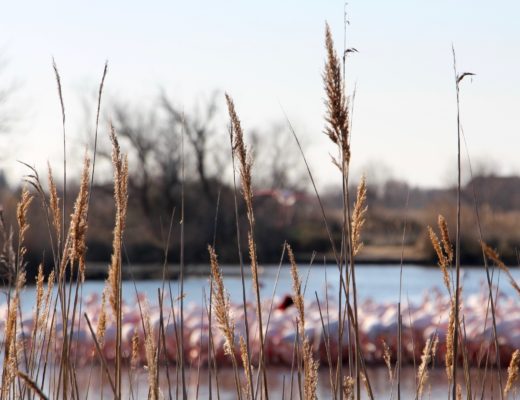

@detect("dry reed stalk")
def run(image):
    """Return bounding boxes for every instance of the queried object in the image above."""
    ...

[288,244,305,397]
[228,121,254,400]
[17,370,49,400]
[452,48,474,399]
[416,336,435,399]
[27,264,46,373]
[143,301,159,400]
[324,21,366,399]
[314,292,336,397]
[106,125,129,312]
[88,61,108,205]
[20,162,61,281]
[226,93,268,399]
[446,293,459,383]
[156,288,173,398]
[303,339,319,400]
[288,245,305,332]
[52,59,67,254]
[179,113,188,400]
[1,271,25,398]
[1,295,18,396]
[461,126,505,397]
[239,336,252,400]
[351,176,367,256]
[104,124,128,399]
[284,108,352,397]
[395,190,410,400]
[251,246,287,399]
[287,244,319,400]
[55,153,91,400]
[360,372,372,396]
[40,270,55,328]
[34,270,55,387]
[505,349,520,395]
[0,210,16,286]
[83,313,117,398]
[427,217,452,294]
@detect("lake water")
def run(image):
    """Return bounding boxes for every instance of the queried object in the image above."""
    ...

[13,263,520,312]
[6,264,518,399]
[71,365,503,399]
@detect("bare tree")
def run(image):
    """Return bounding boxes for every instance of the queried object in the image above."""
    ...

[106,93,225,228]
[110,102,182,220]
[0,55,16,134]
[161,91,221,201]
[251,123,308,191]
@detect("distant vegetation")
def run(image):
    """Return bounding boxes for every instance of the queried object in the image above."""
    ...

[0,15,519,400]
[0,161,518,280]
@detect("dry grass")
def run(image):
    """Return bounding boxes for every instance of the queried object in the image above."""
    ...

[0,16,513,400]
[226,92,268,399]
[428,215,453,294]
[288,243,319,400]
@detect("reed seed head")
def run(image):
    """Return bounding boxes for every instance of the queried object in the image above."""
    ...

[208,245,236,358]
[456,384,462,400]
[428,225,451,293]
[225,93,255,225]
[303,338,319,400]
[69,154,91,277]
[505,349,520,395]
[96,289,108,348]
[417,336,433,398]
[446,295,459,382]
[47,163,61,244]
[343,376,354,400]
[239,335,252,400]
[17,186,33,262]
[482,241,520,297]
[143,300,158,400]
[131,328,140,369]
[107,125,129,314]
[323,22,350,165]
[352,176,367,256]
[382,339,393,381]
[35,264,44,317]
[40,270,54,327]
[438,215,453,263]
[287,243,305,332]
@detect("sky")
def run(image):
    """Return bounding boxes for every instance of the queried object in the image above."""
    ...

[0,0,519,189]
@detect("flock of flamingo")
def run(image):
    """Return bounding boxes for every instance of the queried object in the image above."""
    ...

[2,287,519,368]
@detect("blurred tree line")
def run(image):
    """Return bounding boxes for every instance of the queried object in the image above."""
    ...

[0,88,519,280]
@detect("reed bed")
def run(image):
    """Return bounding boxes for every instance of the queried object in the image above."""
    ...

[0,20,518,400]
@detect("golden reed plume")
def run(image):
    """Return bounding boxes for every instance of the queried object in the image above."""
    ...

[323,22,350,165]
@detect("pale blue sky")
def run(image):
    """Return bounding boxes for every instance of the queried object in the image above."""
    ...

[1,1,519,188]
